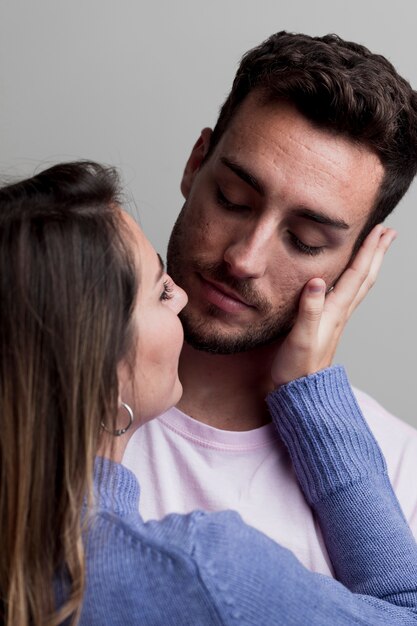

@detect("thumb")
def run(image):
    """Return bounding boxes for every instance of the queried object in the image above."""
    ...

[286,278,326,350]
[296,278,326,334]
[270,278,326,387]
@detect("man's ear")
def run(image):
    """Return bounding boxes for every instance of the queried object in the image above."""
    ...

[180,128,213,198]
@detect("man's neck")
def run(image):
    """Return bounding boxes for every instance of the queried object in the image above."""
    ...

[176,341,280,431]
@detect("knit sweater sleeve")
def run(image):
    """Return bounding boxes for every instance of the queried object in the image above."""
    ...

[266,365,417,607]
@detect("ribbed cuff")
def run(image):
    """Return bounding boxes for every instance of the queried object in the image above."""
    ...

[266,366,387,504]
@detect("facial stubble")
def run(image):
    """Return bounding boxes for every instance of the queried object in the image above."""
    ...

[167,207,298,354]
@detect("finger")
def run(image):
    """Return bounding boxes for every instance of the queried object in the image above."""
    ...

[324,224,385,314]
[363,227,396,287]
[347,228,396,316]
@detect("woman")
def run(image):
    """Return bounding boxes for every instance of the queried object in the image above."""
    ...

[0,161,416,626]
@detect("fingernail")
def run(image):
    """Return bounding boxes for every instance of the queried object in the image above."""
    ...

[308,282,325,294]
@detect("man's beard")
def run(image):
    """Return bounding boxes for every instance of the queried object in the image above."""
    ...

[167,208,297,355]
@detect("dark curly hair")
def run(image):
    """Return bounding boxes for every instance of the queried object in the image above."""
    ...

[208,31,417,245]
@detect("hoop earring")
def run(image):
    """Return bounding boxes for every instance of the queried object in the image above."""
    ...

[101,402,134,437]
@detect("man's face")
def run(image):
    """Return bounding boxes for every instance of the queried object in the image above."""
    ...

[167,95,384,354]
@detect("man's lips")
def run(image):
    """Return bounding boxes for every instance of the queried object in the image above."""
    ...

[198,274,255,313]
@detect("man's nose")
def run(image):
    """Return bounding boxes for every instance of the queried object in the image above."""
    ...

[223,223,275,280]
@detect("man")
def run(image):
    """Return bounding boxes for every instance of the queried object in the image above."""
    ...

[124,32,417,576]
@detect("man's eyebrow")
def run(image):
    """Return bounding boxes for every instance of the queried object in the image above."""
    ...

[220,157,264,195]
[293,207,350,230]
[220,157,350,230]
[156,253,165,282]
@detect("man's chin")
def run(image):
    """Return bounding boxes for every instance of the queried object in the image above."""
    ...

[181,319,293,355]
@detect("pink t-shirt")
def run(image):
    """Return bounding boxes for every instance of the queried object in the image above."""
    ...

[123,387,417,576]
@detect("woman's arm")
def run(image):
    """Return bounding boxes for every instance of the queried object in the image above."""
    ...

[263,224,417,605]
[267,365,417,606]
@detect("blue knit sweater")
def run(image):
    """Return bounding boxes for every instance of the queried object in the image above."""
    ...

[72,366,417,625]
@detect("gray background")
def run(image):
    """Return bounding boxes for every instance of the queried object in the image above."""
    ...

[1,1,416,426]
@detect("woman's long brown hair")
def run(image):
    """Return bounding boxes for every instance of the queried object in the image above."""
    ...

[0,162,137,625]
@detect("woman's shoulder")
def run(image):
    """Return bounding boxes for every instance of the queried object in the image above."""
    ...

[81,507,243,624]
[91,505,255,563]
[81,504,304,625]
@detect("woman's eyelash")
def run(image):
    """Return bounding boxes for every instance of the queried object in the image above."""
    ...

[160,280,174,301]
[289,232,324,256]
